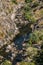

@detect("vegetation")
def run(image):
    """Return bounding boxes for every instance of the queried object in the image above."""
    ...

[20,62,35,65]
[11,0,17,3]
[0,0,43,65]
[24,11,36,23]
[34,44,43,65]
[24,1,37,24]
[25,0,32,3]
[1,60,12,65]
[27,30,43,45]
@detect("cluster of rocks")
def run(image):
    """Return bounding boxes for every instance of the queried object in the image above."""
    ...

[0,0,27,63]
[0,0,25,48]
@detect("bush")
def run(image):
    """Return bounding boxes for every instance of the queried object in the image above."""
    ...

[24,4,31,11]
[25,0,32,3]
[24,1,37,23]
[29,32,39,44]
[20,62,35,65]
[24,11,36,23]
[35,45,43,65]
[27,30,43,45]
[1,60,12,65]
[33,1,39,7]
[39,35,43,40]
[11,0,17,3]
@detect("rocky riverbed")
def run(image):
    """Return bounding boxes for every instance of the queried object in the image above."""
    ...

[0,0,43,65]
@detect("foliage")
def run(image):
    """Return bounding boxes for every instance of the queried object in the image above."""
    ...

[28,31,39,44]
[26,30,43,65]
[20,61,35,65]
[35,44,43,65]
[0,0,43,65]
[26,47,38,59]
[24,0,42,24]
[11,0,17,3]
[24,4,31,11]
[28,30,43,45]
[24,1,37,24]
[25,0,32,3]
[32,1,39,7]
[1,60,12,65]
[40,9,43,16]
[24,11,36,23]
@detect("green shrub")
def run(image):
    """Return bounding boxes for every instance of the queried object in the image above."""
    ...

[25,0,32,3]
[24,11,36,23]
[24,0,40,23]
[24,4,31,11]
[28,30,43,45]
[35,45,43,65]
[33,1,39,7]
[20,62,35,65]
[39,35,43,40]
[27,30,43,45]
[1,60,12,65]
[29,32,39,44]
[11,0,17,3]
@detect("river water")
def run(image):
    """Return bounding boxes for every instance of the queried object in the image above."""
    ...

[12,33,30,64]
[14,32,30,50]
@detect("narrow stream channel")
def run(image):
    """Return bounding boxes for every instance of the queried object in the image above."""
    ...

[14,32,30,50]
[12,32,30,65]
